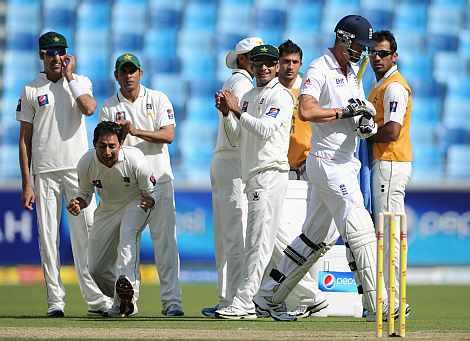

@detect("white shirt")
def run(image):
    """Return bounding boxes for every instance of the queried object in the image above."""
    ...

[224,77,294,181]
[301,49,366,161]
[215,68,254,155]
[16,73,91,174]
[77,146,156,210]
[372,65,409,126]
[100,86,175,184]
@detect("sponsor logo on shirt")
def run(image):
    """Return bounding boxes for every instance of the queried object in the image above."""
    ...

[150,175,156,186]
[250,191,260,201]
[304,78,312,87]
[259,98,265,104]
[37,94,49,107]
[265,107,280,118]
[115,111,126,121]
[92,179,103,188]
[146,103,153,110]
[241,101,248,112]
[335,78,345,86]
[339,184,348,196]
[16,99,21,112]
[167,109,174,120]
[389,101,398,113]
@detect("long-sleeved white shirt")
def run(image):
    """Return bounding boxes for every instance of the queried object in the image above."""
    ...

[214,68,254,156]
[224,77,294,181]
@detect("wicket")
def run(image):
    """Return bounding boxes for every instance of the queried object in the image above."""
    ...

[376,212,408,337]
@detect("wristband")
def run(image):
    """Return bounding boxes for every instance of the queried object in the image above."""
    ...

[68,79,88,100]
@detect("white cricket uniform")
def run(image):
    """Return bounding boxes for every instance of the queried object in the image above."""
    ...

[370,65,411,307]
[263,76,332,309]
[16,73,110,314]
[211,69,252,307]
[223,77,293,313]
[100,85,182,310]
[77,146,156,307]
[260,50,381,314]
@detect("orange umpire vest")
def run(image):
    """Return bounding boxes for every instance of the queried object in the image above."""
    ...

[288,87,312,168]
[368,71,413,162]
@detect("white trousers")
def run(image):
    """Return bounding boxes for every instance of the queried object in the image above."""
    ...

[88,199,151,307]
[147,181,182,310]
[210,155,247,307]
[34,170,110,313]
[372,160,411,307]
[231,169,288,313]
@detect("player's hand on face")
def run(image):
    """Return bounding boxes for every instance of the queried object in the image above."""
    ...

[61,54,76,79]
[67,198,81,216]
[21,185,35,211]
[139,192,155,211]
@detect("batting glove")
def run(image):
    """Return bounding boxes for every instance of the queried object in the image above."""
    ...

[338,98,376,119]
[356,115,378,139]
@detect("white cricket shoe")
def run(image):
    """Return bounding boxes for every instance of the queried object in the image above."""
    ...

[215,305,257,320]
[290,298,329,319]
[253,295,296,322]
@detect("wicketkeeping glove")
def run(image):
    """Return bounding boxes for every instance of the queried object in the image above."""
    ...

[338,98,376,119]
[356,114,378,139]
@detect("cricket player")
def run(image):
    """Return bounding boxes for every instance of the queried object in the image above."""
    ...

[258,39,331,319]
[67,121,157,318]
[254,15,384,321]
[17,31,111,317]
[100,53,183,316]
[368,30,412,317]
[214,44,294,319]
[202,37,263,318]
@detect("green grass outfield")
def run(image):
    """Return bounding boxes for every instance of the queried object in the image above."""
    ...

[0,283,469,340]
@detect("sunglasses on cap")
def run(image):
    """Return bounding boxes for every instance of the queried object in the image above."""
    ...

[42,48,67,57]
[369,50,393,58]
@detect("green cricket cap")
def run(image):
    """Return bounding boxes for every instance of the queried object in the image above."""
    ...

[249,44,279,61]
[39,31,68,50]
[115,53,141,71]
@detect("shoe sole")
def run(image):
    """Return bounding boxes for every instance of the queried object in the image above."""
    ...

[116,277,134,317]
[215,312,257,320]
[300,300,329,318]
[87,310,108,317]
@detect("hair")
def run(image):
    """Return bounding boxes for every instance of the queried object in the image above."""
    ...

[278,39,303,61]
[372,30,397,53]
[93,121,124,146]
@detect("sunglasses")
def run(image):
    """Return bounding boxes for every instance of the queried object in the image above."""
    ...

[43,48,67,57]
[369,50,393,58]
[252,60,278,68]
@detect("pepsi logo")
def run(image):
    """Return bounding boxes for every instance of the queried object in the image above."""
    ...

[323,273,335,289]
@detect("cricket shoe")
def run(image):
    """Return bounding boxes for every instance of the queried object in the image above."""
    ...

[201,304,224,318]
[162,304,184,317]
[115,276,135,317]
[255,306,270,318]
[366,304,411,322]
[47,309,64,318]
[87,309,108,317]
[289,298,329,319]
[253,295,296,322]
[215,305,257,320]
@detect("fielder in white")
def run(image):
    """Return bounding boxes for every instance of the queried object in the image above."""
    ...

[254,15,385,322]
[17,31,111,317]
[100,53,183,316]
[214,44,294,319]
[202,37,263,318]
[368,30,412,316]
[68,121,157,318]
